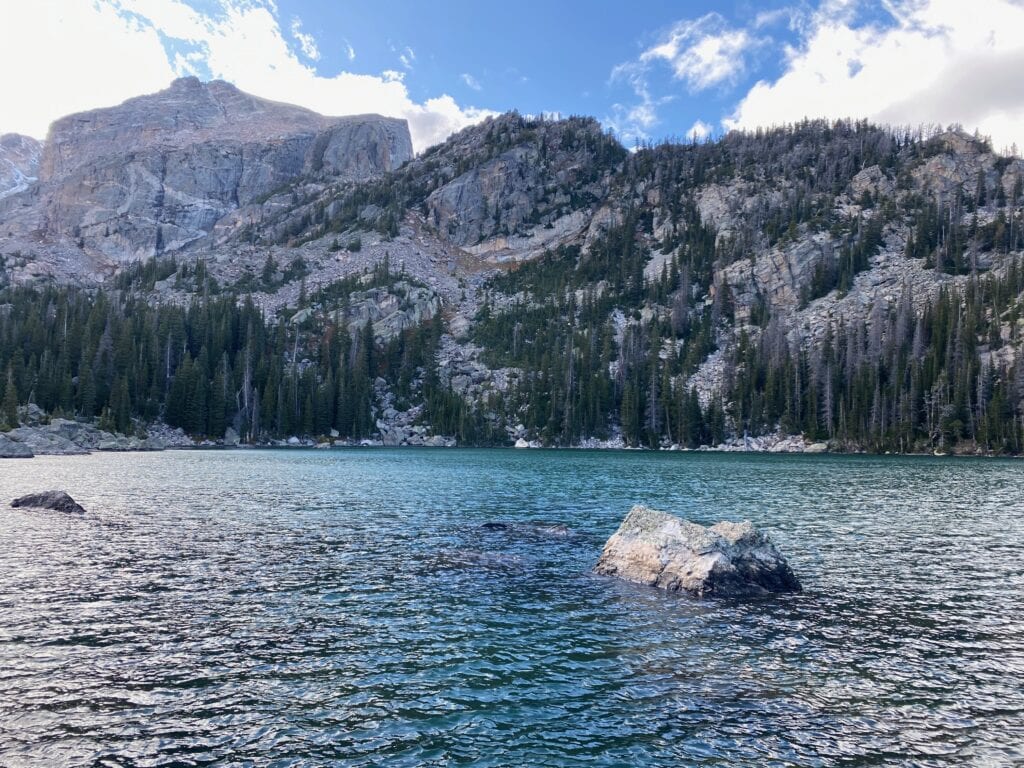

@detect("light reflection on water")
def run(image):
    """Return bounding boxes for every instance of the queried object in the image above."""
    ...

[1,449,1022,766]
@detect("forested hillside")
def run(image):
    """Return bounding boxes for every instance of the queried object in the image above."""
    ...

[2,113,1024,453]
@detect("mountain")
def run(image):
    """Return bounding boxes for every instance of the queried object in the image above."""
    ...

[2,82,1024,454]
[0,77,412,279]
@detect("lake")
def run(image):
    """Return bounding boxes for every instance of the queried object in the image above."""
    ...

[1,449,1022,766]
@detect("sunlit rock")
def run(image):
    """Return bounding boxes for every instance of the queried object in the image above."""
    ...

[594,505,801,598]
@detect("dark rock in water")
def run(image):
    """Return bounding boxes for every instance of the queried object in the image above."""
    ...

[11,490,87,514]
[480,522,511,531]
[480,520,572,537]
[594,505,801,598]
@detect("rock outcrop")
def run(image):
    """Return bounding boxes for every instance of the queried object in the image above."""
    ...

[0,433,33,458]
[2,417,191,456]
[11,490,87,514]
[0,133,42,200]
[331,280,441,343]
[594,506,801,598]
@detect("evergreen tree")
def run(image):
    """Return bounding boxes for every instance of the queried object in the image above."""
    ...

[2,366,18,429]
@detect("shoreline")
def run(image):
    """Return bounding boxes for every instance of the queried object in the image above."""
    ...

[3,438,1016,460]
[2,408,1010,460]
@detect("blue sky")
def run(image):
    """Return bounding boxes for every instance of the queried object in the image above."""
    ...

[4,0,1024,152]
[260,0,800,138]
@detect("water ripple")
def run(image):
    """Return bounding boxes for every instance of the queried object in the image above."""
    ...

[1,449,1022,766]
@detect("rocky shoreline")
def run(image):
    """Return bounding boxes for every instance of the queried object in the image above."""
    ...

[0,417,194,458]
[0,404,999,459]
[515,431,829,453]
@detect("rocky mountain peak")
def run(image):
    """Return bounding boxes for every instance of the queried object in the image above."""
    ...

[1,78,413,267]
[928,129,988,157]
[40,77,410,181]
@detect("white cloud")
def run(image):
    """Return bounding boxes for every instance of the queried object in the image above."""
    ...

[688,119,713,140]
[0,1,493,152]
[606,60,674,144]
[727,0,1024,152]
[461,73,482,91]
[753,8,796,30]
[608,13,761,143]
[641,14,757,91]
[0,1,177,139]
[290,17,319,61]
[345,41,356,61]
[398,47,416,70]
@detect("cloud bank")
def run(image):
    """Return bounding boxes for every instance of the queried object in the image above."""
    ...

[611,0,1024,152]
[728,0,1024,152]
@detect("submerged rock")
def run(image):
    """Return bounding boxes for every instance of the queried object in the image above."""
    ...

[11,490,87,514]
[429,549,525,573]
[594,505,801,598]
[480,521,572,537]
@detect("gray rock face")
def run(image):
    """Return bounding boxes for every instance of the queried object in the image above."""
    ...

[40,78,410,181]
[0,133,42,200]
[338,281,441,342]
[2,416,186,455]
[8,77,412,262]
[0,433,33,458]
[406,114,619,254]
[594,505,801,598]
[4,425,89,455]
[11,490,86,514]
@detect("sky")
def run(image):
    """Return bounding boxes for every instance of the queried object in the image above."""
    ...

[3,0,1024,153]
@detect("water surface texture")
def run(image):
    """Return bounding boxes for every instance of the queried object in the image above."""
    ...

[1,449,1022,766]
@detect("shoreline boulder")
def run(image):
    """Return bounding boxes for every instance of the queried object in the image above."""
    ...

[11,490,87,514]
[594,505,801,598]
[0,434,33,458]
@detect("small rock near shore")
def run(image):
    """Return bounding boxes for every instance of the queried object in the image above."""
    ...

[0,434,33,458]
[594,505,801,598]
[11,491,87,514]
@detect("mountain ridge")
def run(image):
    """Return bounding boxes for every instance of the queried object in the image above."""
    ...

[2,81,1024,454]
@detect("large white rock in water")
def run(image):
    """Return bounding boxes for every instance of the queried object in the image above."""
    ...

[594,505,801,598]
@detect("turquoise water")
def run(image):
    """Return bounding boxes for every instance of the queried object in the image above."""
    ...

[1,449,1022,766]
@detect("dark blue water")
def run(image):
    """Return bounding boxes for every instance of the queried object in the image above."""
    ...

[1,449,1022,766]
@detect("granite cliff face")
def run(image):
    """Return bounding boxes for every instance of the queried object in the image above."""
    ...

[0,77,412,266]
[0,134,41,200]
[418,116,622,258]
[242,113,625,263]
